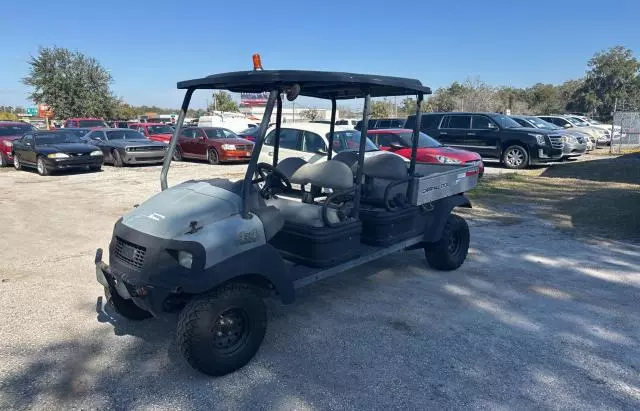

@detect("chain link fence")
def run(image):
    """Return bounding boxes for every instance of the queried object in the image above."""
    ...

[610,111,640,154]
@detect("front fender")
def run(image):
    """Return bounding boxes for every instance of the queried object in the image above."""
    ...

[197,244,295,304]
[422,194,471,243]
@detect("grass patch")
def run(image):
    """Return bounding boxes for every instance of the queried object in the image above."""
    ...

[468,155,640,242]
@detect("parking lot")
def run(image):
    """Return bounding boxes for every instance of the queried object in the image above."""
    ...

[1,160,639,410]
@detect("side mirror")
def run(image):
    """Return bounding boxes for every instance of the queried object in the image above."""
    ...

[389,142,404,150]
[315,147,327,154]
[563,124,572,129]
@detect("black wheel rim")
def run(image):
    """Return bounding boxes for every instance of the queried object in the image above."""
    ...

[210,150,218,163]
[37,159,44,174]
[211,308,250,356]
[447,228,462,256]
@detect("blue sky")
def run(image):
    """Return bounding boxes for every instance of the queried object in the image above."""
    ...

[1,0,639,110]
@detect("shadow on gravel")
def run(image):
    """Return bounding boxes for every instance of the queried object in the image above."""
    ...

[2,237,640,409]
[541,152,640,185]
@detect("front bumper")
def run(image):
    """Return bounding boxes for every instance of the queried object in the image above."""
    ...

[95,248,171,316]
[122,150,166,164]
[531,147,563,163]
[46,156,103,170]
[562,142,587,157]
[220,149,252,162]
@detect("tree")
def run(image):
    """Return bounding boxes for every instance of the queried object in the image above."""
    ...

[525,83,563,114]
[0,112,18,121]
[23,46,117,119]
[580,46,640,120]
[370,99,394,118]
[209,91,239,112]
[300,109,320,121]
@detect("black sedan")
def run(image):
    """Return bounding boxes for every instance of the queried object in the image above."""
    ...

[12,130,103,176]
[83,128,167,167]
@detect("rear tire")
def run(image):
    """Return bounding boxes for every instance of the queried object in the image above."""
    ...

[13,154,22,170]
[207,148,220,165]
[425,214,470,271]
[36,156,50,176]
[108,287,152,320]
[112,149,124,167]
[177,283,267,376]
[502,145,528,169]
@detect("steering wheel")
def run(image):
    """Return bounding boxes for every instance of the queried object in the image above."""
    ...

[252,162,292,198]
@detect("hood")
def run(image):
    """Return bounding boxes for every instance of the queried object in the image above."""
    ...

[37,142,98,153]
[0,135,24,141]
[109,139,166,148]
[121,180,241,239]
[218,138,254,146]
[423,146,480,161]
[509,127,558,135]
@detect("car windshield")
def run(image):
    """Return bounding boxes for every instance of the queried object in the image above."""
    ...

[525,117,561,130]
[394,131,442,148]
[238,127,258,135]
[204,128,239,139]
[589,119,602,125]
[65,129,92,138]
[106,130,147,140]
[0,124,36,136]
[566,117,586,126]
[492,115,523,128]
[148,125,173,134]
[78,120,108,128]
[331,130,378,152]
[35,132,83,145]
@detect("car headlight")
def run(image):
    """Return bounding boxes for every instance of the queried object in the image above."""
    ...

[435,155,462,164]
[178,251,193,269]
[47,153,69,159]
[2,140,12,148]
[221,144,236,150]
[563,135,577,144]
[90,150,103,156]
[528,133,546,145]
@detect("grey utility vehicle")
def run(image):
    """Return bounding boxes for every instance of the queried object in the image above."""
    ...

[94,57,480,376]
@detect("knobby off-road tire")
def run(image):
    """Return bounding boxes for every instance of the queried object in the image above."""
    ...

[177,283,267,376]
[425,214,470,271]
[108,287,152,320]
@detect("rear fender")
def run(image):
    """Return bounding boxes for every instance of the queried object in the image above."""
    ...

[196,243,295,304]
[421,194,471,243]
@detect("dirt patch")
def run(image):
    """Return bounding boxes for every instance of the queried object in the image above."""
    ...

[468,156,640,242]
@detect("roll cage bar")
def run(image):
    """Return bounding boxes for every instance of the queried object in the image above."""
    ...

[160,70,431,219]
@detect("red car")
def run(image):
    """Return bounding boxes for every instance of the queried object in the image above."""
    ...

[174,127,254,164]
[367,128,484,176]
[0,121,37,167]
[129,123,174,143]
[63,118,108,128]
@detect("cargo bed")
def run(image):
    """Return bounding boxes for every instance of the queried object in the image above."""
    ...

[409,163,479,205]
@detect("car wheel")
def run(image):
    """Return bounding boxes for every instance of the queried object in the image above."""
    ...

[0,152,6,168]
[112,149,124,167]
[207,148,220,165]
[502,145,528,169]
[108,287,152,320]
[13,154,22,170]
[424,214,470,271]
[177,283,267,376]
[36,156,50,176]
[173,147,183,161]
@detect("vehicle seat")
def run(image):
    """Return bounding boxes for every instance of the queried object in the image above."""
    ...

[362,153,410,209]
[332,151,359,173]
[275,157,307,179]
[266,160,354,228]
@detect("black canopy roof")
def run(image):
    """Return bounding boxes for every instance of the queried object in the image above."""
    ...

[177,70,431,99]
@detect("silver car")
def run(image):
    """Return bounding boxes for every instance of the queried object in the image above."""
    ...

[510,115,587,158]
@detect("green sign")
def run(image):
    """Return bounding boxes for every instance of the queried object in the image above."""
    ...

[26,107,37,116]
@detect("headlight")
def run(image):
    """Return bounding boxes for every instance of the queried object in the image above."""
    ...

[178,251,193,269]
[2,140,12,148]
[125,147,131,152]
[563,135,577,144]
[47,153,69,159]
[221,144,236,150]
[435,155,462,164]
[528,133,546,145]
[90,150,103,156]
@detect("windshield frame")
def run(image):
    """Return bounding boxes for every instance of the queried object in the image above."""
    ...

[77,120,108,128]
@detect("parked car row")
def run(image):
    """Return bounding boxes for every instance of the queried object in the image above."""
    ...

[0,121,258,176]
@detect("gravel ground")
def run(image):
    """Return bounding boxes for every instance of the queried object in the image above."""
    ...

[1,161,639,410]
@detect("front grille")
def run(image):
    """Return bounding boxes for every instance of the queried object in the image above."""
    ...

[69,152,89,157]
[548,135,564,149]
[575,136,585,144]
[129,146,164,152]
[114,237,146,270]
[234,144,252,151]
